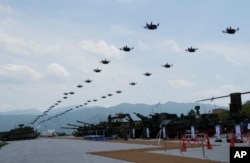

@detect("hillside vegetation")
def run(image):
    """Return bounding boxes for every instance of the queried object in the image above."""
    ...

[218,101,250,121]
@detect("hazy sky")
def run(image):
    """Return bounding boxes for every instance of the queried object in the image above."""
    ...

[1,0,250,112]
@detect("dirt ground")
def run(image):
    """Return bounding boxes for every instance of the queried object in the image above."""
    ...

[57,137,222,163]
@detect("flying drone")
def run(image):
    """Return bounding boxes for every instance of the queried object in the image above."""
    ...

[222,27,239,34]
[120,45,134,52]
[63,96,68,99]
[144,72,152,76]
[84,103,88,105]
[69,91,75,95]
[129,82,137,85]
[93,68,102,73]
[186,46,198,52]
[63,92,68,95]
[116,90,122,93]
[107,93,113,96]
[144,22,159,30]
[87,100,91,103]
[93,99,98,102]
[101,96,106,99]
[162,63,173,68]
[100,58,111,64]
[77,84,83,88]
[85,79,93,83]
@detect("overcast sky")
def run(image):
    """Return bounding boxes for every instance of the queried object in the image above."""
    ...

[0,0,250,112]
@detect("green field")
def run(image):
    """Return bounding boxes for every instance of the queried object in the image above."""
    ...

[0,141,8,148]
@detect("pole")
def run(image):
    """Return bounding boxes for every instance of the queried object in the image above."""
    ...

[165,137,167,152]
[180,132,182,154]
[202,136,207,158]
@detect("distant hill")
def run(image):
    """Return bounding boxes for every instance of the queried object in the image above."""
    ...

[0,108,42,115]
[0,101,225,133]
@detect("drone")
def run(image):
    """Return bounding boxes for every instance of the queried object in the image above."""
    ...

[87,100,91,103]
[63,92,68,95]
[77,84,83,88]
[69,91,75,95]
[116,90,122,93]
[186,46,198,52]
[63,96,68,99]
[101,96,106,99]
[120,45,134,52]
[93,99,98,102]
[162,63,173,68]
[100,58,111,64]
[84,103,88,105]
[144,22,159,30]
[144,72,152,76]
[107,93,113,96]
[57,100,61,103]
[93,68,102,73]
[84,79,93,83]
[129,82,137,85]
[222,27,239,34]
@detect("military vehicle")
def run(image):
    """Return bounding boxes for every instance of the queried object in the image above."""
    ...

[0,124,39,141]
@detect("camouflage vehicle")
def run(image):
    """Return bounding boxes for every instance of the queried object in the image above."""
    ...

[0,124,39,141]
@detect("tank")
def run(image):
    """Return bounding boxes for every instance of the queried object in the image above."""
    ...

[0,124,39,141]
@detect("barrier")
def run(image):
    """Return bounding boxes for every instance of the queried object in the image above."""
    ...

[241,134,250,145]
[181,135,186,152]
[228,132,250,146]
[181,133,212,152]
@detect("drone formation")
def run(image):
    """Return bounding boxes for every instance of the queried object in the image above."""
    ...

[93,68,102,73]
[144,72,152,76]
[144,22,159,30]
[100,58,111,64]
[222,27,239,34]
[186,46,198,53]
[162,63,173,68]
[120,45,134,52]
[29,23,240,127]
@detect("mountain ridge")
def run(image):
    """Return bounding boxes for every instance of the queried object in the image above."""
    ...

[0,101,226,133]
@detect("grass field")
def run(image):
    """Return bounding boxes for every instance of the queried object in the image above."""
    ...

[0,141,7,149]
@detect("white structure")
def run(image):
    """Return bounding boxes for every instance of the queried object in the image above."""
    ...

[40,130,57,137]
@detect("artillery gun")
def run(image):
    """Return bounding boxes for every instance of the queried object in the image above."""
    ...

[167,106,220,138]
[107,113,135,140]
[134,112,178,139]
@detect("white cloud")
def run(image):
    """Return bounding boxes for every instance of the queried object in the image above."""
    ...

[109,24,134,36]
[215,72,224,80]
[201,42,250,66]
[0,3,12,13]
[0,64,42,82]
[162,40,181,53]
[0,103,13,112]
[168,79,195,88]
[46,63,69,80]
[79,39,123,59]
[1,16,17,25]
[137,40,148,50]
[194,85,238,101]
[0,30,62,55]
